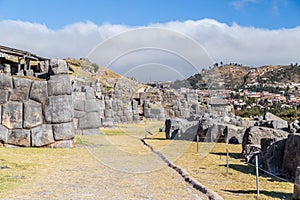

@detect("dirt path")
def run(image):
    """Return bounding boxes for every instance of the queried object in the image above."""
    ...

[2,135,209,200]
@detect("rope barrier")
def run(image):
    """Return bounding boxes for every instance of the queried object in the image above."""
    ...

[228,151,293,184]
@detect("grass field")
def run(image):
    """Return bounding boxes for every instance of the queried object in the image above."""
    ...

[0,121,294,199]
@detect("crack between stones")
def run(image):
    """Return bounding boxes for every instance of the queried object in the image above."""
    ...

[140,138,224,200]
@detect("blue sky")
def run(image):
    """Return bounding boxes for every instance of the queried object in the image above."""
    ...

[0,0,299,81]
[0,0,299,29]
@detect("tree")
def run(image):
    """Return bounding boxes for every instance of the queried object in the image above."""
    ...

[220,61,223,66]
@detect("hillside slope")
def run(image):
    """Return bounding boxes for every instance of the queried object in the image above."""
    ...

[173,64,300,90]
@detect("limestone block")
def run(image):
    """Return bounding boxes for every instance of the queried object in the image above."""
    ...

[74,110,85,118]
[2,102,23,129]
[29,81,48,104]
[117,110,123,117]
[133,115,140,121]
[48,74,72,96]
[23,100,43,128]
[0,90,9,104]
[0,125,8,143]
[8,129,30,147]
[74,100,85,111]
[73,118,78,129]
[50,139,75,148]
[44,95,74,123]
[9,77,32,102]
[78,112,101,129]
[104,109,113,118]
[105,100,112,109]
[0,74,12,90]
[49,58,68,74]
[102,118,114,127]
[52,122,74,141]
[85,86,95,99]
[31,124,54,147]
[73,92,86,101]
[85,99,98,112]
[132,100,138,110]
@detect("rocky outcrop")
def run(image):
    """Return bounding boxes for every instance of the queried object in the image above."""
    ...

[0,59,75,147]
[261,138,286,176]
[282,133,300,178]
[264,112,284,121]
[242,126,289,158]
[197,113,244,143]
[165,118,199,140]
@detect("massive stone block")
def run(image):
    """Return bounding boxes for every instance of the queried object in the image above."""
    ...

[165,118,199,140]
[78,112,101,129]
[74,110,85,118]
[0,125,8,143]
[85,86,95,99]
[2,102,23,129]
[0,74,12,90]
[52,122,74,141]
[49,139,75,148]
[102,118,114,127]
[29,81,48,104]
[84,99,98,112]
[8,129,30,147]
[9,77,32,102]
[48,74,72,96]
[0,90,9,104]
[74,100,85,111]
[242,126,289,158]
[23,100,43,128]
[31,124,54,147]
[44,95,74,123]
[49,58,68,75]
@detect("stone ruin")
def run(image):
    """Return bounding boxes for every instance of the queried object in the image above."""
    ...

[0,59,75,147]
[164,105,300,179]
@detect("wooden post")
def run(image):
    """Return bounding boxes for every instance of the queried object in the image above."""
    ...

[293,166,300,199]
[255,154,260,198]
[226,148,229,174]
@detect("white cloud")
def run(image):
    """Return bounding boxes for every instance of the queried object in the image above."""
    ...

[230,0,258,10]
[0,18,299,81]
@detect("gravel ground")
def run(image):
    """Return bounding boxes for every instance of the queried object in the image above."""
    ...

[3,138,209,200]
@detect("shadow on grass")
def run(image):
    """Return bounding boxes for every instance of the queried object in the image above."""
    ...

[144,138,166,141]
[210,152,243,160]
[219,164,256,175]
[222,189,291,199]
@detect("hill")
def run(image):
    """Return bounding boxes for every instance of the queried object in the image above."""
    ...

[66,58,141,94]
[172,64,300,90]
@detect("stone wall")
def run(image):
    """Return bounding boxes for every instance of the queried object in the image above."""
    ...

[0,59,75,147]
[73,83,102,135]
